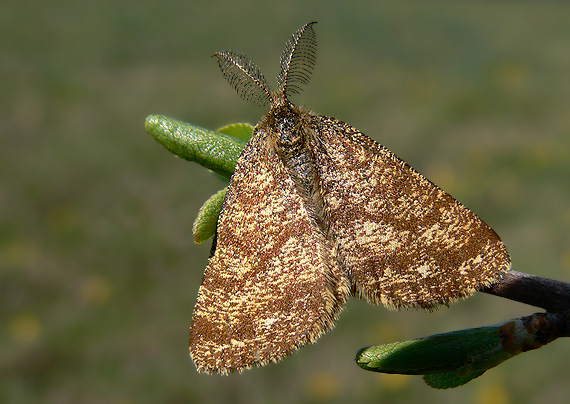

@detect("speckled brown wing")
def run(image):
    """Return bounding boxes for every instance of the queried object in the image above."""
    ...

[189,129,350,374]
[308,116,511,310]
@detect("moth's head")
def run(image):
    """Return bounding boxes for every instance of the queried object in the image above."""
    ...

[213,22,317,111]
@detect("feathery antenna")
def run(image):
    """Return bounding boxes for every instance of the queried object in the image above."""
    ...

[276,22,317,99]
[213,51,272,107]
[214,22,318,107]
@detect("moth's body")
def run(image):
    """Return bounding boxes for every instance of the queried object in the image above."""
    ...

[268,104,316,196]
[189,22,510,374]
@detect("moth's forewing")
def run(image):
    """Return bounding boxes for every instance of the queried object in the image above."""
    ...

[308,115,510,309]
[189,129,349,374]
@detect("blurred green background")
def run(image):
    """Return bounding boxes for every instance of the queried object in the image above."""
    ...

[2,0,570,403]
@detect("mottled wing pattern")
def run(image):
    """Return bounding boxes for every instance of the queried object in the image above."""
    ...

[308,116,511,309]
[189,130,349,374]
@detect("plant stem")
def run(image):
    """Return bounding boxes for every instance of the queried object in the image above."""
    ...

[481,270,570,312]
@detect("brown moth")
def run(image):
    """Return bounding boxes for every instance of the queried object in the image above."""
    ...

[189,22,510,374]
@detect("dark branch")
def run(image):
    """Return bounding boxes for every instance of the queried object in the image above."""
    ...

[481,270,570,313]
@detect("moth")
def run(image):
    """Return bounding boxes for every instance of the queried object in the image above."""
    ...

[189,22,510,374]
